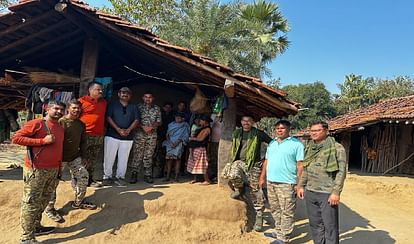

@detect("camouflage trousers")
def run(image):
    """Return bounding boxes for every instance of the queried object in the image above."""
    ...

[21,166,59,241]
[267,182,297,242]
[47,157,89,210]
[130,131,157,177]
[222,160,265,213]
[85,135,104,181]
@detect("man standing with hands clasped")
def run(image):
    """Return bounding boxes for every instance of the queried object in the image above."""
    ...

[130,91,161,184]
[297,121,347,244]
[103,87,139,186]
[259,120,304,244]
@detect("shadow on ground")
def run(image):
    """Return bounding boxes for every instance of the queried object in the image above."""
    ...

[43,183,166,243]
[288,199,395,244]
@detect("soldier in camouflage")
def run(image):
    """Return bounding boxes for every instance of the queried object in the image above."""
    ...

[298,121,347,244]
[222,115,272,232]
[130,91,161,184]
[12,101,66,244]
[259,120,304,244]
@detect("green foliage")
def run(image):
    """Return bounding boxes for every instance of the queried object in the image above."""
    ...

[282,82,336,130]
[104,0,177,32]
[370,76,414,102]
[264,77,281,89]
[334,75,414,115]
[1,0,12,11]
[104,0,289,79]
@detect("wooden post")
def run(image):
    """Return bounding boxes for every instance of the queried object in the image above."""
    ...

[218,98,237,187]
[79,37,99,96]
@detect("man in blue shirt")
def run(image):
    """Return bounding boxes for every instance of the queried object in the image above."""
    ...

[259,120,304,244]
[103,87,140,186]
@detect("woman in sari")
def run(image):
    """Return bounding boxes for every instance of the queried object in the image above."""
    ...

[187,114,211,185]
[162,112,190,182]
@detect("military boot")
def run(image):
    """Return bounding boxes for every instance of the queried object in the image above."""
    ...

[144,176,154,184]
[130,171,138,184]
[253,211,263,232]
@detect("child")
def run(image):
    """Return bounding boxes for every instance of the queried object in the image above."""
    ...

[162,112,190,182]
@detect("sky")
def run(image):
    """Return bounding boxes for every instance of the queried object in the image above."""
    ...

[89,0,414,94]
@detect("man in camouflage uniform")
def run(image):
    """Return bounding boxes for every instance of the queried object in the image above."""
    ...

[298,121,347,244]
[222,115,272,232]
[79,82,107,187]
[259,120,304,243]
[130,91,161,184]
[45,99,97,223]
[12,101,66,244]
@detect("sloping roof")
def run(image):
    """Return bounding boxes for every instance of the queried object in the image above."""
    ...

[329,95,414,132]
[0,0,299,117]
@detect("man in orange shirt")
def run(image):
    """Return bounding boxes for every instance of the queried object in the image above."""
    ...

[12,101,65,244]
[79,81,107,187]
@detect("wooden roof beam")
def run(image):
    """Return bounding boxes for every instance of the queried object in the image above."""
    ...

[20,35,84,65]
[61,8,136,67]
[0,19,70,54]
[0,10,56,39]
[0,29,83,66]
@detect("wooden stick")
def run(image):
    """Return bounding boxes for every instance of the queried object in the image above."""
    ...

[382,151,414,175]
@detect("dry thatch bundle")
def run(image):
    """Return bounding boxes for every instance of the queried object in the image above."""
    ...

[28,72,80,84]
[190,86,210,113]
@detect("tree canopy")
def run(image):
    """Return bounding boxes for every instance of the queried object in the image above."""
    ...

[282,82,336,130]
[334,75,414,115]
[105,0,289,78]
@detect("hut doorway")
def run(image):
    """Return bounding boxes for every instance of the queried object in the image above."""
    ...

[349,132,363,170]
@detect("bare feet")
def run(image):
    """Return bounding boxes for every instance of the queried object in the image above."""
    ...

[201,181,210,185]
[190,180,197,184]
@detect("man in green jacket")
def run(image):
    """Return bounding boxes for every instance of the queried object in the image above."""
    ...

[222,115,272,232]
[297,121,347,244]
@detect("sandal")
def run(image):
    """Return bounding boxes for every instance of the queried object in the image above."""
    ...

[45,208,63,222]
[72,201,97,210]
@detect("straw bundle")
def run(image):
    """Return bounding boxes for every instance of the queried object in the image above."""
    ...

[28,72,80,84]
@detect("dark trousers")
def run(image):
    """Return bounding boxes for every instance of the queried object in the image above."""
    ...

[305,190,339,244]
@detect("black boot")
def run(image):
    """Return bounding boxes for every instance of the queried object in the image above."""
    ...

[144,176,154,184]
[130,171,138,184]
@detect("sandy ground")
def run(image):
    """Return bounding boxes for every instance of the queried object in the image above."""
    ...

[1,144,414,243]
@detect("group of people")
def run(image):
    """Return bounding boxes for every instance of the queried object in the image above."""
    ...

[12,81,217,244]
[223,116,347,244]
[12,80,346,244]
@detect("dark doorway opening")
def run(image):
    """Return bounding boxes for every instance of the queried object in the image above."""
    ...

[349,132,363,170]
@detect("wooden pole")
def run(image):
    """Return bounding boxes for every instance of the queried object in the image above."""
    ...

[79,37,99,96]
[217,98,237,187]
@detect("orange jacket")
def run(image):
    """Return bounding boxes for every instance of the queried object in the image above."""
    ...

[79,96,107,136]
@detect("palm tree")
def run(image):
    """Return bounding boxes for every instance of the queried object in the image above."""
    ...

[233,0,289,77]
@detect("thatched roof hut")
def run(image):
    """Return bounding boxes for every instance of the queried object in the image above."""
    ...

[0,0,301,184]
[329,95,414,175]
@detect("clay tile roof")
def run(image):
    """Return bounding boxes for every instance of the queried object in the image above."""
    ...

[62,0,294,101]
[329,95,414,131]
[0,0,300,115]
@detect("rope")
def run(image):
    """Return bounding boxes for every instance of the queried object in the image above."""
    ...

[382,151,414,175]
[123,65,223,89]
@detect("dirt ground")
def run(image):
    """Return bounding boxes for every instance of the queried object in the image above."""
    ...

[1,144,413,244]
